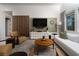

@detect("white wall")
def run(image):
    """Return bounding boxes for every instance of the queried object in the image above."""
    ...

[76,8,79,32]
[0,5,12,44]
[0,4,60,17]
[12,5,60,18]
[0,11,6,44]
[60,4,79,13]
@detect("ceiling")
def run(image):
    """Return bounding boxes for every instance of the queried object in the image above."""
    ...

[0,3,61,6]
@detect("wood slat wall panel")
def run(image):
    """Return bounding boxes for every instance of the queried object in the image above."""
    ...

[12,16,29,37]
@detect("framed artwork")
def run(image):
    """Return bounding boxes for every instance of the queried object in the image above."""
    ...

[66,11,75,31]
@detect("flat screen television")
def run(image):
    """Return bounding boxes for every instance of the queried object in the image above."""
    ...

[33,18,47,28]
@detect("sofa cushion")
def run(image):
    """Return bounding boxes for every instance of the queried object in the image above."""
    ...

[59,32,68,39]
[67,33,79,43]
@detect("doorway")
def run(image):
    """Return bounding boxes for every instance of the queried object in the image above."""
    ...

[5,17,11,36]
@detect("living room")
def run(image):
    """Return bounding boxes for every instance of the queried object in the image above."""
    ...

[0,3,79,56]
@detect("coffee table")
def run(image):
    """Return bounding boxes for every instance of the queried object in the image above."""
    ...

[35,39,54,55]
[35,39,54,47]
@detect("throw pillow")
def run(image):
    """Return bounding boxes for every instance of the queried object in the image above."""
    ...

[59,32,68,39]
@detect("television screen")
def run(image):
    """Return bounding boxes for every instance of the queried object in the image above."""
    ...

[33,18,47,28]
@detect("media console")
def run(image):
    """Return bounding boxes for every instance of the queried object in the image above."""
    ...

[30,32,56,39]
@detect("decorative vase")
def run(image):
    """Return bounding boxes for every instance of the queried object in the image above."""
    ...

[42,36,45,41]
[49,35,51,39]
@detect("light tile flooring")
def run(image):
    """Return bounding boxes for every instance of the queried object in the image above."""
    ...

[12,39,56,56]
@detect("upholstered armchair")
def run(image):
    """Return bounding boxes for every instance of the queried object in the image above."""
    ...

[0,44,12,56]
[10,31,27,44]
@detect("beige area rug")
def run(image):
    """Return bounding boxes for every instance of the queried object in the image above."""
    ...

[12,40,55,56]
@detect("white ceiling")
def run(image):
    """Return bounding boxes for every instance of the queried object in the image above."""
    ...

[0,3,61,6]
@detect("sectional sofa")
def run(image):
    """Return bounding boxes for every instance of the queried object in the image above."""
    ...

[55,32,79,56]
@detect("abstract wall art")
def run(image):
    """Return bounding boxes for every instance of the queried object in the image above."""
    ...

[66,11,75,31]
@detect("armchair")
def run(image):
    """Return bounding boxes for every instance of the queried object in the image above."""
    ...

[10,31,27,44]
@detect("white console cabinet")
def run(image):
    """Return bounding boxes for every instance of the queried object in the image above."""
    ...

[30,32,54,39]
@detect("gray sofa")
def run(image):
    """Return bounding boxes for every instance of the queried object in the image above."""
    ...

[55,33,79,56]
[67,32,79,43]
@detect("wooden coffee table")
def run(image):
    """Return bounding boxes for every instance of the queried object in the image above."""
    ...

[35,38,54,47]
[34,39,54,55]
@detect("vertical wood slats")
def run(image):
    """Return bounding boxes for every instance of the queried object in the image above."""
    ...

[12,16,29,37]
